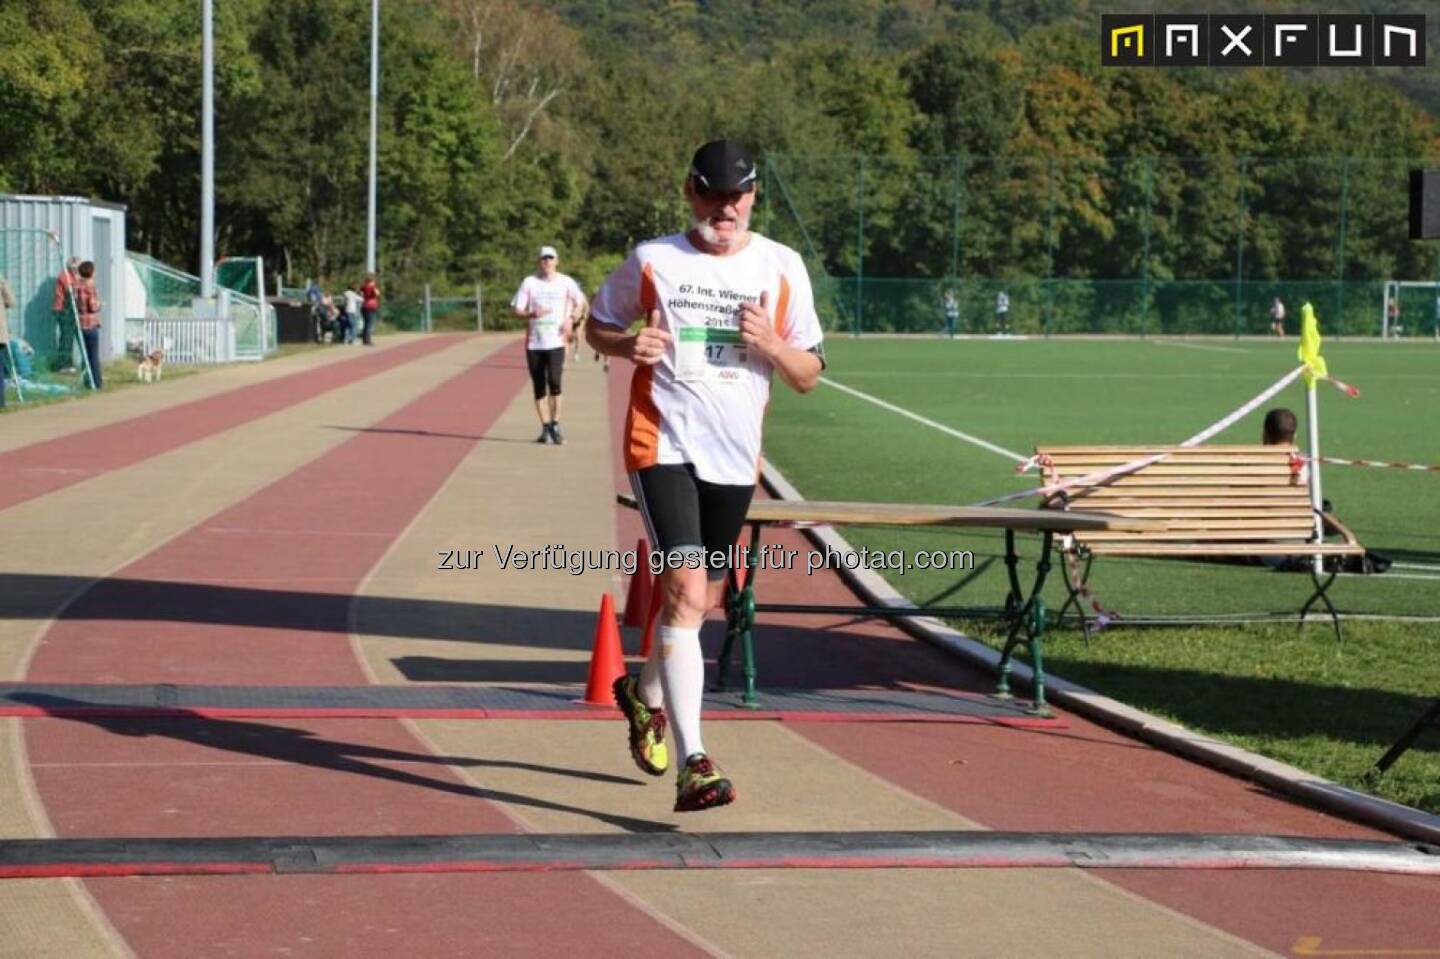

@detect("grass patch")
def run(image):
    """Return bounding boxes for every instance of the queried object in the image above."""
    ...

[965,620,1440,813]
[1,341,325,415]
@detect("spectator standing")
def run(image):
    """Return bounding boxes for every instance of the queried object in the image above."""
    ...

[51,257,79,372]
[75,261,103,389]
[359,275,382,345]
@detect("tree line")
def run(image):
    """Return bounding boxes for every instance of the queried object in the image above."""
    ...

[2,0,1436,299]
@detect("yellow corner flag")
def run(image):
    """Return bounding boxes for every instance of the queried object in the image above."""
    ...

[1297,302,1327,387]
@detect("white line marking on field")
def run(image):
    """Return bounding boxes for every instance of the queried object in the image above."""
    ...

[1151,340,1250,354]
[1393,563,1440,572]
[1340,572,1440,583]
[819,376,1027,463]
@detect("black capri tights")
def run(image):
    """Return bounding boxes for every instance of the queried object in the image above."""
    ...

[526,347,565,400]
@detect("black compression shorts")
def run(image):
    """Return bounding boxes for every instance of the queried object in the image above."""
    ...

[630,464,755,582]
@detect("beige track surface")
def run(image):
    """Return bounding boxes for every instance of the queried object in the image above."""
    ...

[0,335,503,959]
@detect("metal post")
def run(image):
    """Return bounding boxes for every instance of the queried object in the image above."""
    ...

[1045,157,1057,337]
[365,0,379,275]
[1334,156,1350,333]
[423,283,432,332]
[1233,156,1248,339]
[200,0,215,298]
[476,282,483,332]
[855,155,864,337]
[1140,156,1154,336]
[255,256,270,353]
[1306,380,1325,575]
[950,155,963,280]
[761,159,770,235]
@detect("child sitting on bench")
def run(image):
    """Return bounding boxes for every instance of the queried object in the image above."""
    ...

[1262,407,1389,574]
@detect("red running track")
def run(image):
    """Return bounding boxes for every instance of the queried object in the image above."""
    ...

[0,336,456,514]
[20,339,708,959]
[600,363,1440,956]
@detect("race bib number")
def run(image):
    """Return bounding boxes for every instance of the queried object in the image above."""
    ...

[533,293,565,332]
[676,326,748,385]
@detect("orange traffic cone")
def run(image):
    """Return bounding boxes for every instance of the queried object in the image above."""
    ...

[639,577,664,658]
[622,539,652,627]
[583,593,626,706]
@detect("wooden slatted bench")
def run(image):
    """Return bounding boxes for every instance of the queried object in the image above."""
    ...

[1035,444,1365,640]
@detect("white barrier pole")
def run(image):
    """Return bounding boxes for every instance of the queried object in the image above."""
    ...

[1307,382,1325,575]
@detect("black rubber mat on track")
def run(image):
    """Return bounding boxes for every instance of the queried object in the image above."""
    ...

[0,683,1061,724]
[0,831,1434,879]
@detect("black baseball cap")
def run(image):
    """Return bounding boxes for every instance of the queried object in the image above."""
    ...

[689,139,757,194]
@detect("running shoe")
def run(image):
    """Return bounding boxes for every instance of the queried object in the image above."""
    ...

[536,424,552,443]
[549,423,565,445]
[612,674,668,777]
[674,753,735,812]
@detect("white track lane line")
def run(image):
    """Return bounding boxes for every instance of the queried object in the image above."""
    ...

[819,375,1027,464]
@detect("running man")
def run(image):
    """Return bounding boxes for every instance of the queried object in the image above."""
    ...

[587,140,825,812]
[513,245,585,444]
[1269,296,1286,337]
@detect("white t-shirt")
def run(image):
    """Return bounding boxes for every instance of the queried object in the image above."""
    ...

[512,273,584,351]
[343,290,362,316]
[591,232,824,486]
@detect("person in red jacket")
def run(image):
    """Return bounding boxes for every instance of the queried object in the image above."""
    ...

[359,274,381,346]
[51,257,80,372]
[75,261,104,389]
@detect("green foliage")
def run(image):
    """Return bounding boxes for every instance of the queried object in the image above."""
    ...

[0,0,1436,297]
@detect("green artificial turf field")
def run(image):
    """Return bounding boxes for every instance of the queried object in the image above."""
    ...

[765,335,1440,811]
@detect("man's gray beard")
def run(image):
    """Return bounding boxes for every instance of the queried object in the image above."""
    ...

[692,214,750,248]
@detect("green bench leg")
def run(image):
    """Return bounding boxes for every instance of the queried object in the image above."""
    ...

[716,523,762,708]
[995,531,1055,717]
[716,577,740,690]
[1056,550,1094,645]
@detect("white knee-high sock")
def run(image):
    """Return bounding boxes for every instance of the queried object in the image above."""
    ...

[656,625,705,762]
[637,639,664,709]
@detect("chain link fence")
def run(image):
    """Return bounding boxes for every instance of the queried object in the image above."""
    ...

[766,154,1440,336]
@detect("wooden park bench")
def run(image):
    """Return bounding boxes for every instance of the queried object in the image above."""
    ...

[1034,444,1366,641]
[618,494,1161,714]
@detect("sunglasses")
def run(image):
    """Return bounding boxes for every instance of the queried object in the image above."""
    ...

[694,184,755,200]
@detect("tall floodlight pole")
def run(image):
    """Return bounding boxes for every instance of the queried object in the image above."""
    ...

[200,0,216,297]
[366,0,379,274]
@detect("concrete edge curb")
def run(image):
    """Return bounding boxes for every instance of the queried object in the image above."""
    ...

[758,456,1440,845]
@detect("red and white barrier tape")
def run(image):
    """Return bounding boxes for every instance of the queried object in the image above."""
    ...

[1323,376,1361,399]
[1309,455,1440,473]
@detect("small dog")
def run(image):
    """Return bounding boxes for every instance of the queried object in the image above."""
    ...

[136,348,166,383]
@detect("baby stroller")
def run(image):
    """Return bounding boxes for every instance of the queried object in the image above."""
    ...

[313,296,341,343]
